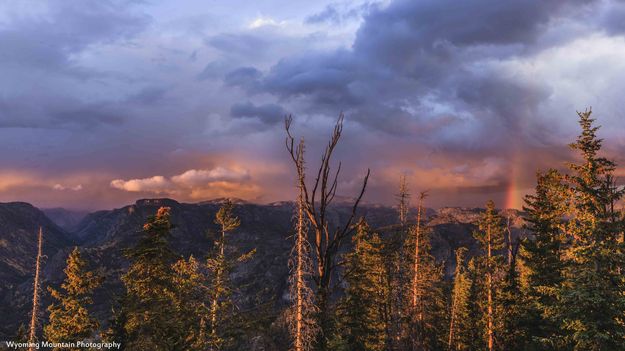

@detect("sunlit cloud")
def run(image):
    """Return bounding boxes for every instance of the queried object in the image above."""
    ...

[110,167,256,200]
[171,167,250,186]
[110,176,172,193]
[52,184,83,191]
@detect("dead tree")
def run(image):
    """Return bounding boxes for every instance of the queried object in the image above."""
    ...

[287,139,319,351]
[285,114,370,345]
[396,175,410,226]
[410,191,429,348]
[28,227,43,351]
[411,191,428,310]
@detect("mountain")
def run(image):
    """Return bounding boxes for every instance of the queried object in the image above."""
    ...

[0,199,527,342]
[0,202,73,337]
[42,208,89,233]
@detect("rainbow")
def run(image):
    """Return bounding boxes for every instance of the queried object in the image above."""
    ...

[505,150,524,210]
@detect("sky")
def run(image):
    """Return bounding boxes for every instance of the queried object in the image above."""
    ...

[2,0,625,211]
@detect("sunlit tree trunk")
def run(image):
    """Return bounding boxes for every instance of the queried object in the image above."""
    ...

[288,139,318,351]
[28,227,43,351]
[487,222,493,351]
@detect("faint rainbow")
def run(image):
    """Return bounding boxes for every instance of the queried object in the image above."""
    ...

[505,147,523,209]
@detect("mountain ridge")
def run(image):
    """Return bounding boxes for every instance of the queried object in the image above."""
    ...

[0,198,527,340]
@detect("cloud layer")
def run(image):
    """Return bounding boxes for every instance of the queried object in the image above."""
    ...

[1,0,625,209]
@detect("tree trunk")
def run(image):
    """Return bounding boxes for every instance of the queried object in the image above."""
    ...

[487,224,493,351]
[210,230,225,339]
[295,195,304,351]
[28,227,43,351]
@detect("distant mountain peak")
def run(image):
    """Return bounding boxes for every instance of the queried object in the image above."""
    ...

[198,197,250,205]
[134,198,181,207]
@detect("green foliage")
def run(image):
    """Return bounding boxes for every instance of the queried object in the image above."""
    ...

[466,258,488,351]
[15,324,28,342]
[172,255,210,349]
[448,247,473,351]
[519,169,567,349]
[102,299,128,351]
[472,200,506,350]
[207,199,254,350]
[336,219,388,351]
[121,207,182,351]
[474,200,506,254]
[44,247,103,350]
[557,109,625,350]
[403,217,448,350]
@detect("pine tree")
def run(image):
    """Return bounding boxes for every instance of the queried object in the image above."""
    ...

[520,169,567,349]
[448,247,472,351]
[207,199,254,350]
[15,324,29,343]
[121,207,180,351]
[287,139,319,351]
[497,232,524,351]
[473,200,505,351]
[337,219,387,351]
[44,247,103,350]
[405,192,446,350]
[102,300,128,351]
[172,255,209,349]
[466,257,487,351]
[558,109,625,350]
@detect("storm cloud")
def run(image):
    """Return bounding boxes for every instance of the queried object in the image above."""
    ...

[1,0,625,209]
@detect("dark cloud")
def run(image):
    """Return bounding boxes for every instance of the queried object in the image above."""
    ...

[126,86,169,105]
[223,67,263,87]
[306,5,342,24]
[207,33,269,58]
[0,0,150,130]
[2,0,625,210]
[305,2,369,25]
[230,0,611,149]
[230,102,286,125]
[0,0,149,72]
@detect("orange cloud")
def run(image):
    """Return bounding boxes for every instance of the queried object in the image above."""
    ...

[109,167,259,200]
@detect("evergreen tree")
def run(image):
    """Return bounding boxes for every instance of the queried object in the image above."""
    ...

[172,255,209,349]
[14,324,29,350]
[466,258,487,351]
[520,169,567,349]
[558,109,625,350]
[337,219,387,351]
[207,199,254,350]
[473,200,505,351]
[44,247,102,350]
[15,324,29,343]
[379,174,413,350]
[448,247,472,351]
[404,194,447,351]
[102,300,128,351]
[497,235,525,351]
[121,207,181,351]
